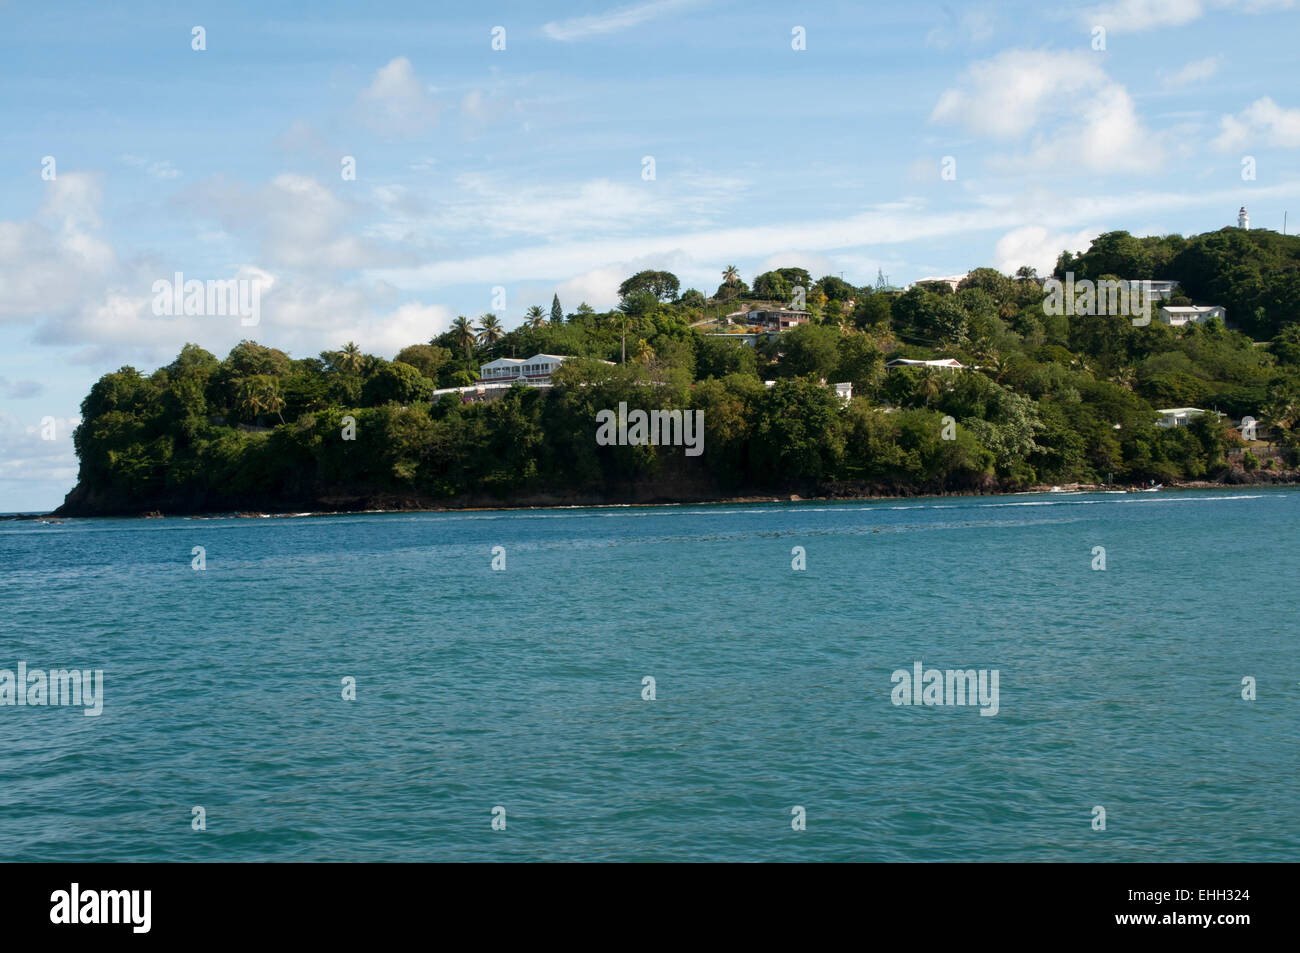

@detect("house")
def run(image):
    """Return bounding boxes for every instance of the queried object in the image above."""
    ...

[885,358,967,373]
[1133,279,1178,302]
[833,382,853,403]
[905,274,967,293]
[1158,305,1226,327]
[1156,407,1224,428]
[478,353,570,384]
[747,309,810,331]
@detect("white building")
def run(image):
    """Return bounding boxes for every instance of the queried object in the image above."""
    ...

[1131,279,1178,302]
[1238,206,1250,230]
[905,274,967,293]
[478,353,570,384]
[1156,407,1224,428]
[885,357,966,373]
[1158,305,1226,327]
[725,309,810,331]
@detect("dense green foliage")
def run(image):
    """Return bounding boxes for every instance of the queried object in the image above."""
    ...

[1056,226,1300,339]
[65,231,1300,512]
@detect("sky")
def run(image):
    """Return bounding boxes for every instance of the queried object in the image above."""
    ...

[2,0,1299,511]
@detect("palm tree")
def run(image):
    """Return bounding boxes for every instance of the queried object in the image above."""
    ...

[263,385,286,425]
[722,265,740,299]
[985,352,1012,383]
[1109,366,1137,392]
[235,376,284,425]
[477,313,505,346]
[449,316,476,356]
[635,338,655,364]
[524,305,546,329]
[338,342,364,375]
[916,368,943,407]
[1265,394,1298,437]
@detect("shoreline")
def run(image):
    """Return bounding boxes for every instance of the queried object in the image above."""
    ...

[15,474,1299,521]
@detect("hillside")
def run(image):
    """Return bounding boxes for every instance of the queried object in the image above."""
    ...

[55,235,1300,516]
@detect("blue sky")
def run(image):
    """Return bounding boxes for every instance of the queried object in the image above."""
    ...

[3,0,1299,510]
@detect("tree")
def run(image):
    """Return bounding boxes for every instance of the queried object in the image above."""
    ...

[775,323,840,380]
[525,305,547,329]
[394,344,452,380]
[680,288,707,310]
[618,289,657,318]
[337,342,364,375]
[753,270,792,303]
[477,314,505,346]
[551,295,564,325]
[449,316,476,357]
[362,361,435,406]
[234,375,285,425]
[618,270,680,302]
[817,275,856,302]
[852,291,892,329]
[721,265,741,300]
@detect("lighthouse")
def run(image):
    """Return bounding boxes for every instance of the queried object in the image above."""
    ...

[1238,206,1250,229]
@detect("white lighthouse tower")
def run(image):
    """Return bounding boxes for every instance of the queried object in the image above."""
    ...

[1238,206,1250,229]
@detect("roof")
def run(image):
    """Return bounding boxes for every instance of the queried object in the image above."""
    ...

[885,357,966,368]
[1160,305,1221,313]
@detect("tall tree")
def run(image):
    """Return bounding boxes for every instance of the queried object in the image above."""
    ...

[550,294,564,325]
[338,342,364,375]
[449,316,477,358]
[722,265,740,299]
[524,305,546,329]
[477,314,505,346]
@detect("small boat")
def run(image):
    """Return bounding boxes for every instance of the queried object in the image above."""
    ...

[1129,483,1162,493]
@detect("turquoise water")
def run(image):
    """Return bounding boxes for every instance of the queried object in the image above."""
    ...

[1,489,1297,862]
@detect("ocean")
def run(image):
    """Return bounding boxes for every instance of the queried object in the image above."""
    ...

[1,489,1296,861]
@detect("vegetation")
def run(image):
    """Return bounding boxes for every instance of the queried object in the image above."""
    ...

[59,228,1300,514]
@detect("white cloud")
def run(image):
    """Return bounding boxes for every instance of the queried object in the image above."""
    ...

[994,225,1101,276]
[932,49,1162,173]
[0,174,116,324]
[932,50,1109,139]
[1085,0,1204,33]
[1160,55,1221,89]
[372,170,747,243]
[180,173,404,271]
[1022,83,1162,173]
[1084,0,1294,34]
[0,412,80,488]
[554,265,627,311]
[121,154,181,180]
[1213,96,1300,149]
[542,0,697,41]
[356,57,440,137]
[374,180,1300,294]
